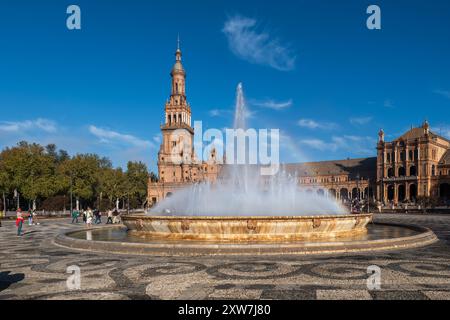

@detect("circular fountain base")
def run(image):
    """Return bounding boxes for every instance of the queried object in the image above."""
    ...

[122,214,372,242]
[55,215,438,256]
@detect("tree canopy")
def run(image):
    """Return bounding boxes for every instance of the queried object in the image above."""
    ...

[0,141,154,211]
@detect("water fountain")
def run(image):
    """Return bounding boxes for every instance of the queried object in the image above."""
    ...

[56,84,437,255]
[122,83,372,241]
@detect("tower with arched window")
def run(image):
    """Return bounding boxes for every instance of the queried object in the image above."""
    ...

[148,39,222,206]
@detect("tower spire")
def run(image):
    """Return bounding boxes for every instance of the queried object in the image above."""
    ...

[175,34,182,62]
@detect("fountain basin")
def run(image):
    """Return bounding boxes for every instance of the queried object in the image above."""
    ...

[122,214,373,241]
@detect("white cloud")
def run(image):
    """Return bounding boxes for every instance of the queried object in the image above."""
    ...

[89,125,154,148]
[251,99,293,110]
[299,135,376,155]
[152,134,162,144]
[222,15,296,71]
[297,118,337,130]
[298,139,332,151]
[208,109,231,117]
[278,132,308,163]
[0,118,57,133]
[384,99,394,108]
[350,116,372,125]
[434,89,450,99]
[209,107,256,120]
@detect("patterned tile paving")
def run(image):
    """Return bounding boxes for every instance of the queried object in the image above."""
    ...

[0,214,449,300]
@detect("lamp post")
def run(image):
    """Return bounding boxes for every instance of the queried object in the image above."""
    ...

[70,174,73,216]
[1,191,5,218]
[356,174,360,213]
[356,174,360,201]
[14,189,20,210]
[127,191,130,215]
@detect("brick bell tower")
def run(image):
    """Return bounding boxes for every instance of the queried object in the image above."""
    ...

[158,37,195,183]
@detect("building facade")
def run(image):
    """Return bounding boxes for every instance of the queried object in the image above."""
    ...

[148,44,450,207]
[376,122,450,205]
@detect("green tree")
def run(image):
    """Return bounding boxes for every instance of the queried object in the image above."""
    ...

[0,141,154,212]
[0,154,11,215]
[126,161,149,209]
[98,167,126,210]
[58,154,103,209]
[0,142,62,209]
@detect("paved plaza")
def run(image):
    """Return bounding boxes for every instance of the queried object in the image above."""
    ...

[0,214,449,300]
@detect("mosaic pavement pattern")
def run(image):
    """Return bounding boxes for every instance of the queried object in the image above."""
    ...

[0,214,449,300]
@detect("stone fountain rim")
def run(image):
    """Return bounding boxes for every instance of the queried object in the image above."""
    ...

[123,213,372,220]
[54,221,438,256]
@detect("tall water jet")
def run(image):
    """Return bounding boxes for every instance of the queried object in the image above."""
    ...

[149,83,348,217]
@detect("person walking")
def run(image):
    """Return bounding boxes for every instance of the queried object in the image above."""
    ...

[16,209,24,236]
[32,210,39,225]
[82,209,87,224]
[71,209,79,224]
[86,208,93,229]
[106,209,113,224]
[28,209,33,226]
[112,209,120,224]
[94,209,101,224]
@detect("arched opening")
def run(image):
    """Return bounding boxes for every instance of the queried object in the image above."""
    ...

[409,165,417,176]
[432,165,436,176]
[409,184,417,201]
[409,150,413,161]
[329,189,337,198]
[387,185,395,201]
[317,189,325,196]
[351,188,359,199]
[440,183,450,200]
[398,167,406,177]
[398,185,406,202]
[340,188,349,200]
[387,167,394,178]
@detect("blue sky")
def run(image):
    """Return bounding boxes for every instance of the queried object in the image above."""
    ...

[1,0,450,172]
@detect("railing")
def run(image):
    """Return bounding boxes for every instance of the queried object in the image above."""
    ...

[382,176,417,182]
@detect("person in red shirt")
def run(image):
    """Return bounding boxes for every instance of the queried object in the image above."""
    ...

[16,209,24,236]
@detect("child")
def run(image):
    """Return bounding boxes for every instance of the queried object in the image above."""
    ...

[16,209,24,236]
[28,210,33,226]
[86,208,93,229]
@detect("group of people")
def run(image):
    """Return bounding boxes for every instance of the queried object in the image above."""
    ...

[15,208,39,236]
[12,207,121,236]
[71,208,121,228]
